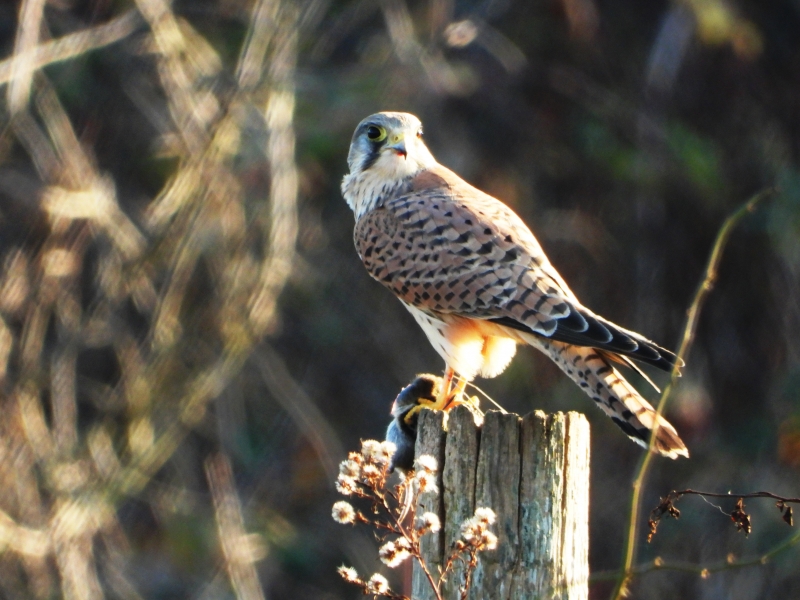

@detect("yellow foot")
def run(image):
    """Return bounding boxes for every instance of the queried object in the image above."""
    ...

[440,373,468,411]
[402,396,440,425]
[401,370,483,426]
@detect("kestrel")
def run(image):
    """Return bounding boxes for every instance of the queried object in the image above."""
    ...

[342,111,688,458]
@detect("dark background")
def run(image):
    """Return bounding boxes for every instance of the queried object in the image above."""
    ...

[0,0,799,598]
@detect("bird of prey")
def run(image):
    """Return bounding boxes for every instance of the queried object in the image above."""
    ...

[385,374,441,472]
[342,111,688,458]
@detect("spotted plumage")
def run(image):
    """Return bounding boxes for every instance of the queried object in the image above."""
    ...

[342,111,688,458]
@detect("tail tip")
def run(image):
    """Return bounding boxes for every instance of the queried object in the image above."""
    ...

[659,445,690,459]
[655,435,690,459]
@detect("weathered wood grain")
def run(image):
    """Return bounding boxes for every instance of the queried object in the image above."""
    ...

[413,408,590,600]
[561,412,590,599]
[470,411,521,599]
[441,406,479,599]
[412,408,446,600]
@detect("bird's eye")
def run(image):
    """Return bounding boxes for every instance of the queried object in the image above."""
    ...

[417,128,423,138]
[366,125,387,142]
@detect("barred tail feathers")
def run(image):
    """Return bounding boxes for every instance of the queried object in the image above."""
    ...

[521,334,689,459]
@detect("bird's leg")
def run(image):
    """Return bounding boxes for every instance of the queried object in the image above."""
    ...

[401,367,483,427]
[442,376,484,425]
[435,366,455,410]
[442,376,468,410]
[401,368,454,426]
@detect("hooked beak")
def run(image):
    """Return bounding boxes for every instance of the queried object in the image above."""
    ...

[387,133,407,158]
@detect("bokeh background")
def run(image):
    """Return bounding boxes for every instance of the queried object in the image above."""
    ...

[0,0,798,598]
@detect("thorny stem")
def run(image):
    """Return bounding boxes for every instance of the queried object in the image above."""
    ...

[610,188,776,600]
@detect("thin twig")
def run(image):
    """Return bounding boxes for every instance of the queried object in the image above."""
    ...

[647,488,796,540]
[610,187,777,600]
[670,489,800,503]
[252,347,344,482]
[206,454,266,600]
[594,526,800,581]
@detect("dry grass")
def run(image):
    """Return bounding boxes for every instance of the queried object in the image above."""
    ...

[0,0,301,597]
[1,1,797,598]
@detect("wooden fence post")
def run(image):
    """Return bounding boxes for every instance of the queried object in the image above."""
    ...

[413,406,590,600]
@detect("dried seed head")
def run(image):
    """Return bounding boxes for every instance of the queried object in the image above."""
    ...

[379,538,411,568]
[361,440,382,462]
[378,440,397,464]
[461,516,480,542]
[339,459,361,478]
[332,501,356,524]
[415,470,438,495]
[480,530,498,550]
[414,454,438,473]
[361,464,381,479]
[460,507,498,550]
[418,511,441,533]
[337,565,359,583]
[378,540,395,557]
[366,573,390,594]
[474,507,496,525]
[335,475,357,496]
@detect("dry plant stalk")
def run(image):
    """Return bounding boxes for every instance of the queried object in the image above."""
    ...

[0,0,302,597]
[648,488,798,542]
[332,440,498,600]
[611,188,776,600]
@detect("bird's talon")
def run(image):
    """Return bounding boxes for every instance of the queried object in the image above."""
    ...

[402,397,438,425]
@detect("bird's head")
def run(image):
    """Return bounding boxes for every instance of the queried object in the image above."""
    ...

[345,112,436,182]
[385,374,442,472]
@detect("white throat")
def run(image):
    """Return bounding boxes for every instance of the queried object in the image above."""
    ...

[342,149,434,220]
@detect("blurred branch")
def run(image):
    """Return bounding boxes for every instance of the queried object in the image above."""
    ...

[380,0,420,63]
[593,526,800,582]
[611,187,777,600]
[0,508,50,556]
[248,4,299,335]
[134,0,219,152]
[0,0,302,596]
[0,9,142,88]
[379,0,478,95]
[206,454,267,600]
[668,188,777,371]
[236,0,278,90]
[253,346,344,482]
[7,0,47,112]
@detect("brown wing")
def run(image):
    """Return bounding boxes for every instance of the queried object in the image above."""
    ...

[354,164,680,371]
